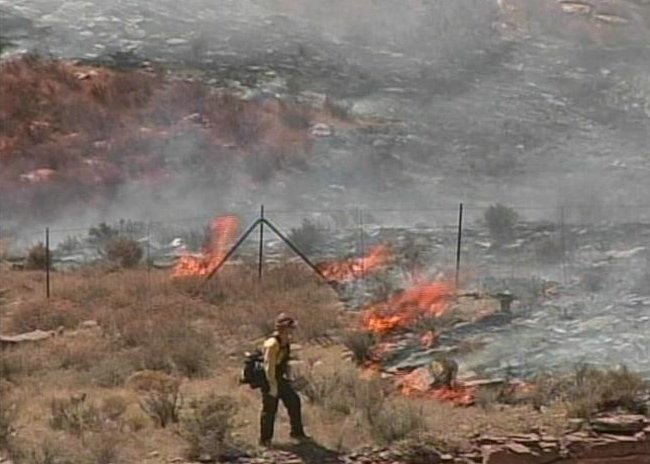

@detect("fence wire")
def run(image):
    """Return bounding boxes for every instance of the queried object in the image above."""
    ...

[2,203,650,301]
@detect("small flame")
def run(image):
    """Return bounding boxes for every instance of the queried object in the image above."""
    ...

[317,245,392,283]
[362,280,455,334]
[420,330,438,348]
[403,385,476,406]
[172,215,240,278]
[395,369,476,406]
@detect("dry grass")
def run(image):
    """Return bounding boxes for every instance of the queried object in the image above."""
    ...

[0,265,580,462]
[532,364,649,419]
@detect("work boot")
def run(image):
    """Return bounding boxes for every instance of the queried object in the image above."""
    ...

[290,432,311,443]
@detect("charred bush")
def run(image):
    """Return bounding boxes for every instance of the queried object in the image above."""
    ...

[324,96,351,121]
[581,267,607,292]
[288,219,327,256]
[535,237,564,264]
[343,330,377,365]
[88,222,119,248]
[484,204,519,244]
[244,150,278,183]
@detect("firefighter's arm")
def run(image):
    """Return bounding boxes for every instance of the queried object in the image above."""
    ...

[263,338,279,397]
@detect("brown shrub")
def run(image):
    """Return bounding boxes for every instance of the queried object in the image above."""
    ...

[52,336,109,371]
[298,363,385,417]
[531,364,649,419]
[128,370,183,428]
[200,264,339,341]
[86,432,125,464]
[125,316,216,378]
[49,393,102,436]
[0,390,17,448]
[88,354,138,388]
[367,398,426,445]
[26,242,48,270]
[181,394,238,461]
[105,238,143,268]
[99,395,129,424]
[11,299,87,332]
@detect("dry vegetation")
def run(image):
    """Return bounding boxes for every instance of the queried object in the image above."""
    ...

[0,55,357,221]
[0,264,647,462]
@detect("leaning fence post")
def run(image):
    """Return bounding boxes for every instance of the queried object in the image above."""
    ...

[455,203,463,291]
[45,227,51,298]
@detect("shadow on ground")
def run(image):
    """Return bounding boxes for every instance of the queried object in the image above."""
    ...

[274,440,341,464]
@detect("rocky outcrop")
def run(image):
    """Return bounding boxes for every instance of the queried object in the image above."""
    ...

[222,415,650,464]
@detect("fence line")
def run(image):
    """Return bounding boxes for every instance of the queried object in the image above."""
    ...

[3,202,650,300]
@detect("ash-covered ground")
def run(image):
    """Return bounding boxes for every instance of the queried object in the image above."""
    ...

[2,0,650,378]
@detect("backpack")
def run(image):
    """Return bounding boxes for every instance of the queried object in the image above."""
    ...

[239,349,267,389]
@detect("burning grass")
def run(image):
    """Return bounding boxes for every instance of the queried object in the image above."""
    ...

[361,279,455,335]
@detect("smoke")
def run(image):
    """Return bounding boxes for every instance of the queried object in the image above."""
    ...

[1,0,650,242]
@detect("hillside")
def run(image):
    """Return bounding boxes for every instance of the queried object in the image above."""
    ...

[0,0,648,230]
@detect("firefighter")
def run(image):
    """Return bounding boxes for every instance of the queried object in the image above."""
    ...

[259,313,308,447]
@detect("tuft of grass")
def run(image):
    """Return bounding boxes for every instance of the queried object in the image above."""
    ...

[128,370,183,428]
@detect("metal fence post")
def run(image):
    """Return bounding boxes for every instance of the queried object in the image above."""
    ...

[45,227,51,298]
[455,203,463,290]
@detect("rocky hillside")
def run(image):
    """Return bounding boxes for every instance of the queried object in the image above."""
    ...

[1,0,649,228]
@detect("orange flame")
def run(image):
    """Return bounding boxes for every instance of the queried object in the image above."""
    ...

[362,280,455,334]
[401,385,476,406]
[395,368,476,406]
[172,215,240,278]
[317,245,392,282]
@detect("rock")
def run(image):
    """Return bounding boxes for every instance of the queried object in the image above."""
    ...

[0,329,56,346]
[79,320,99,330]
[505,442,531,454]
[396,367,434,393]
[482,444,560,464]
[311,123,332,137]
[166,38,188,46]
[591,415,647,434]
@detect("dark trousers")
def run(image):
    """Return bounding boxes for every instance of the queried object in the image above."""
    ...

[260,380,304,442]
